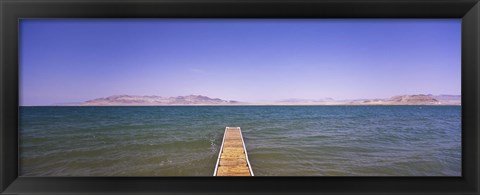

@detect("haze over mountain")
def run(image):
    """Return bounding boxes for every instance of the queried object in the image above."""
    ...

[76,94,460,106]
[350,94,460,105]
[80,95,241,106]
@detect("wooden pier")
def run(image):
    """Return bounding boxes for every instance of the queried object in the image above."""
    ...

[214,127,254,176]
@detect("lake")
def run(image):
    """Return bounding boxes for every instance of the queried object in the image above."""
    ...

[19,106,461,176]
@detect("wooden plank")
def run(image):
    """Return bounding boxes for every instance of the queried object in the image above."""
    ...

[214,127,253,176]
[216,166,251,176]
[219,159,247,166]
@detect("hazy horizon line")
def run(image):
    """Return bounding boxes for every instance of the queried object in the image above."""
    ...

[20,93,461,106]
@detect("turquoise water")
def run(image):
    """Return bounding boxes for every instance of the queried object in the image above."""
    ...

[19,106,461,176]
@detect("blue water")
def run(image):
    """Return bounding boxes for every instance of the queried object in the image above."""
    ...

[19,106,461,176]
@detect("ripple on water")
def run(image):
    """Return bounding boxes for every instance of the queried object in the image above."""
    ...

[20,106,461,176]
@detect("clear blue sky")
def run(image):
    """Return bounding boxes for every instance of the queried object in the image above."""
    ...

[20,19,461,106]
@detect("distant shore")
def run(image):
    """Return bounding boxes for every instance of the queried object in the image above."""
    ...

[59,94,460,106]
[23,104,462,107]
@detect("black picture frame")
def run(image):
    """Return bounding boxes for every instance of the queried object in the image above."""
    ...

[1,0,479,194]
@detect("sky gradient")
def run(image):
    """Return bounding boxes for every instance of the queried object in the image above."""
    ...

[20,19,461,106]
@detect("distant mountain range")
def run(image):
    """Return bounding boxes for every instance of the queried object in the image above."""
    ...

[75,94,460,106]
[348,94,461,105]
[252,94,460,105]
[79,95,240,106]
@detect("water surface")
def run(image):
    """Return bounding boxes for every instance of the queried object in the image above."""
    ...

[19,106,461,176]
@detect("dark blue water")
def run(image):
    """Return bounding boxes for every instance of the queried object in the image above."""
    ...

[19,106,461,176]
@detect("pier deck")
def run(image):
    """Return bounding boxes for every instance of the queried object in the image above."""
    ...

[214,127,253,176]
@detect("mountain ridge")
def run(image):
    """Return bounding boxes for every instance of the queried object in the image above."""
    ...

[80,95,240,106]
[75,94,461,106]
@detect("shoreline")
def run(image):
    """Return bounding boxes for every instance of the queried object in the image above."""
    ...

[21,104,462,107]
